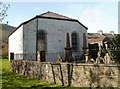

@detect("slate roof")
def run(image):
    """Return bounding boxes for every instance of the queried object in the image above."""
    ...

[88,32,115,44]
[88,36,106,43]
[38,11,76,20]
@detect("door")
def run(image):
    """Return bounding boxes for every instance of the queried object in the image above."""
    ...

[10,52,14,60]
[40,51,45,62]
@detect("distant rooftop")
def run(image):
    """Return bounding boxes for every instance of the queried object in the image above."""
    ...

[88,30,115,43]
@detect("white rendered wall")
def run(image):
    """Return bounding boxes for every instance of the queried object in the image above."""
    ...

[9,25,23,61]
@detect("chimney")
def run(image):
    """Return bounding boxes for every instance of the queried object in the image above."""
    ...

[110,31,115,35]
[98,30,103,35]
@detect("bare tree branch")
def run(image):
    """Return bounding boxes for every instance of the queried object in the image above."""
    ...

[0,2,10,22]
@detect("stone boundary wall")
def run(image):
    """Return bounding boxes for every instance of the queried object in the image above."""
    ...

[10,60,120,88]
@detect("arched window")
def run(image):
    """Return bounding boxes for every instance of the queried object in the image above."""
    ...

[72,32,78,52]
[37,30,46,62]
[37,31,46,51]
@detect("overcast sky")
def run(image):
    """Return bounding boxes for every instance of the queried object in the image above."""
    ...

[3,1,118,33]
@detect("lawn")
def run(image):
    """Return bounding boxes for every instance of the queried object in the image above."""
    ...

[2,59,87,89]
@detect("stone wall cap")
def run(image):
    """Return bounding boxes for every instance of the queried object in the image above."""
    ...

[10,60,120,67]
[72,63,120,67]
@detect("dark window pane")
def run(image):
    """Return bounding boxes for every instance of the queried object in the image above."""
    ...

[72,33,78,52]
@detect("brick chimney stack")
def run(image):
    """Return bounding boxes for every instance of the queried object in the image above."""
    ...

[110,31,115,35]
[98,30,103,35]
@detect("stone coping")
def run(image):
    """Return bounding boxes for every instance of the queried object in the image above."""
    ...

[11,60,120,67]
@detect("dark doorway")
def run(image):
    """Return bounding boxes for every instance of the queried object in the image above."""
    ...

[40,51,45,62]
[10,52,14,60]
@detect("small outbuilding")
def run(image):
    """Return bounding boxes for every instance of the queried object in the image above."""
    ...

[9,11,88,62]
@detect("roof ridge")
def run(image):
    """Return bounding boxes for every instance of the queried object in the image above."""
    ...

[38,11,76,20]
[39,11,50,16]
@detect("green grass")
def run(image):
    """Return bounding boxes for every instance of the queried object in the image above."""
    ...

[2,59,87,89]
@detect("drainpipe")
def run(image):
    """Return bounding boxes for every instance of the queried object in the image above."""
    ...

[36,17,38,61]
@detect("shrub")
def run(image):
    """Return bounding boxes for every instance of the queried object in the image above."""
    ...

[110,34,120,64]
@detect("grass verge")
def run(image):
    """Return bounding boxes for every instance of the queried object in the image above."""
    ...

[2,59,87,89]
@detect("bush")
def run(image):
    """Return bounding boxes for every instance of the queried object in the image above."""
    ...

[110,34,120,63]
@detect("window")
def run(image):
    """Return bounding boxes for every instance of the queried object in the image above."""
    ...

[14,53,23,60]
[37,31,46,51]
[37,31,45,40]
[72,32,78,52]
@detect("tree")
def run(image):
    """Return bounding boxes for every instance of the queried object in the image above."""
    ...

[0,2,10,22]
[110,34,120,64]
[0,2,10,59]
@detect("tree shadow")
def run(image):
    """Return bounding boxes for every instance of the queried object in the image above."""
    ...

[51,63,64,86]
[59,64,64,86]
[89,64,116,89]
[67,63,73,86]
[51,63,74,86]
[51,64,56,84]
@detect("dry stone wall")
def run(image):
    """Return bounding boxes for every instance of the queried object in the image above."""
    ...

[10,60,120,88]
